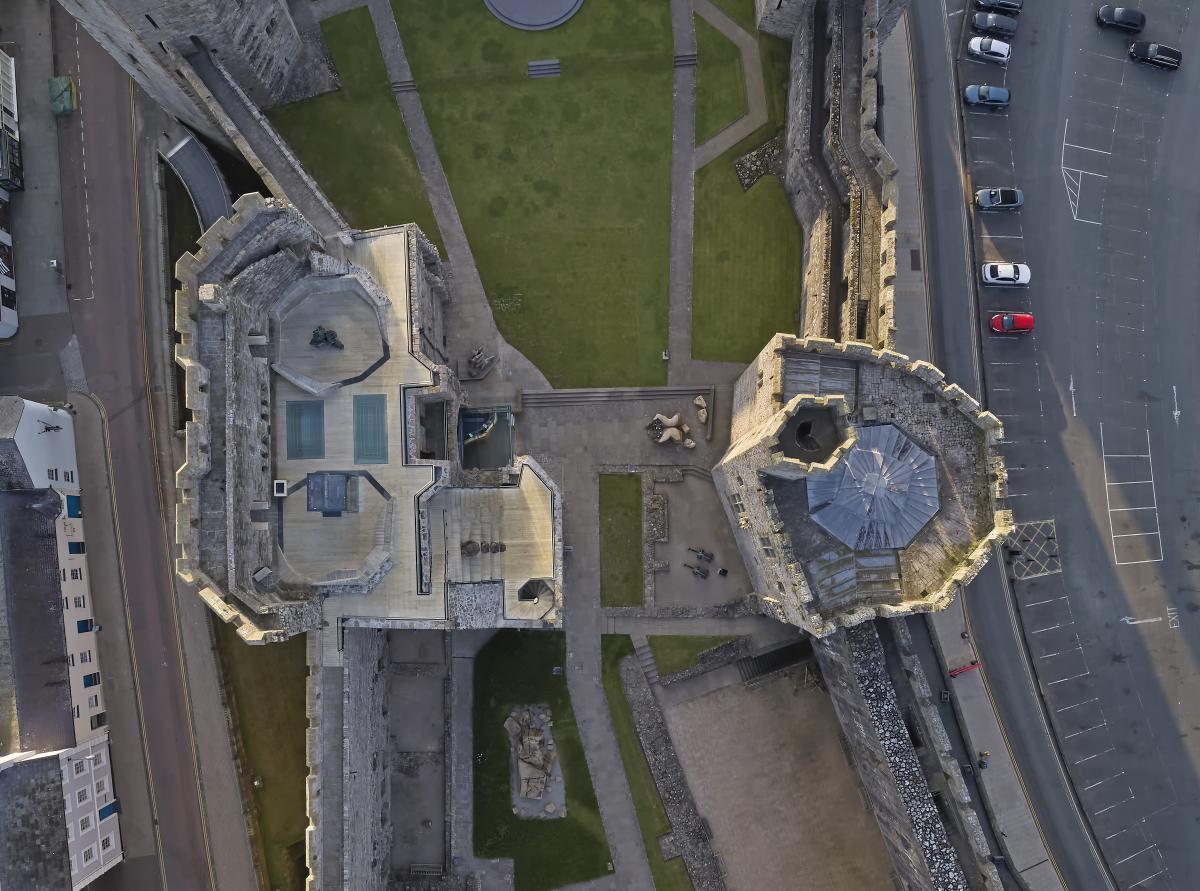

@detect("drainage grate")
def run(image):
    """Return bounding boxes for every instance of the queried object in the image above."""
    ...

[910,248,922,271]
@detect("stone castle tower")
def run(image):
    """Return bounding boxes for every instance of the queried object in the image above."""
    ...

[56,0,334,143]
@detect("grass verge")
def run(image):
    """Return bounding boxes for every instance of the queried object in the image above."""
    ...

[695,14,746,144]
[599,474,644,607]
[215,622,309,891]
[473,630,611,890]
[647,635,737,676]
[691,30,800,363]
[600,636,693,891]
[391,0,674,387]
[268,7,442,249]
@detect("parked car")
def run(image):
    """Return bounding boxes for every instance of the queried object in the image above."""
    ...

[973,12,1018,37]
[981,262,1031,286]
[963,84,1011,108]
[1095,6,1146,34]
[975,187,1024,210]
[990,312,1035,334]
[968,37,1012,64]
[1129,41,1181,69]
[976,0,1023,13]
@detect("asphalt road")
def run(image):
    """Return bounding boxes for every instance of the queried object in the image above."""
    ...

[53,17,215,891]
[915,1,1200,889]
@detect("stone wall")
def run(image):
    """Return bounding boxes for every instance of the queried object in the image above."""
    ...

[57,0,335,144]
[815,625,968,891]
[342,628,390,891]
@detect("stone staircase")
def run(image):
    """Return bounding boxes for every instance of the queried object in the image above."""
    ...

[631,634,660,685]
[673,51,698,68]
[390,79,417,94]
[520,385,712,408]
[734,639,812,685]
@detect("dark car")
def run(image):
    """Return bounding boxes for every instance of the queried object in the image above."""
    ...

[975,187,1024,210]
[963,84,1011,108]
[973,12,1018,37]
[1096,6,1146,33]
[1129,41,1181,69]
[976,0,1023,14]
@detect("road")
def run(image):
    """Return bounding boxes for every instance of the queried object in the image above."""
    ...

[53,16,216,891]
[914,0,1200,889]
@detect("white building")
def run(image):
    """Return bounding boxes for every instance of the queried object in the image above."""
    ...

[0,396,122,889]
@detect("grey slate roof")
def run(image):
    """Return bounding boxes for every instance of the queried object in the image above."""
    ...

[0,489,74,754]
[0,753,72,891]
[807,424,939,550]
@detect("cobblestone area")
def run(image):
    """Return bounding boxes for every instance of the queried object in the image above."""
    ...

[619,657,726,891]
[733,132,784,191]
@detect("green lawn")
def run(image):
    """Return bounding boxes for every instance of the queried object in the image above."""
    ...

[473,631,611,890]
[691,29,800,363]
[708,0,758,33]
[215,623,309,891]
[390,0,674,387]
[647,635,737,676]
[600,636,693,891]
[599,474,644,607]
[268,7,442,249]
[695,15,746,144]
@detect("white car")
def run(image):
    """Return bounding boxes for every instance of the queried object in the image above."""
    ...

[981,262,1031,286]
[968,36,1012,64]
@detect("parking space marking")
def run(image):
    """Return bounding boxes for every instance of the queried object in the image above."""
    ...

[1075,747,1116,765]
[1117,844,1158,866]
[1128,870,1167,889]
[1048,671,1090,686]
[1084,771,1124,790]
[1099,425,1164,565]
[1067,722,1107,740]
[1095,796,1136,816]
[1057,697,1099,713]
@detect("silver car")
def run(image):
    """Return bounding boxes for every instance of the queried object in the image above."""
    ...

[968,36,1012,64]
[981,262,1031,286]
[975,188,1024,210]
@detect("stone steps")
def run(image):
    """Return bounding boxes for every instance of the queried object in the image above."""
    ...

[527,59,561,78]
[673,51,698,68]
[632,634,660,685]
[390,79,417,93]
[735,640,812,685]
[521,386,710,407]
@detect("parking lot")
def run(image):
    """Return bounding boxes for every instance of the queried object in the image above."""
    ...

[946,1,1200,888]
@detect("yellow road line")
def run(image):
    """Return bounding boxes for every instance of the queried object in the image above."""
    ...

[128,77,219,891]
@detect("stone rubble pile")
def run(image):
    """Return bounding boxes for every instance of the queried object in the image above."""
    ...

[505,708,557,801]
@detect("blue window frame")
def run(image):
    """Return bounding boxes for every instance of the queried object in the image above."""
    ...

[77,618,94,634]
[68,541,86,555]
[82,672,100,688]
[66,495,82,518]
[98,801,119,821]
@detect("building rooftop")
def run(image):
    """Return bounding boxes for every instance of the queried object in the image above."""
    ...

[807,424,939,550]
[0,489,73,755]
[0,753,72,891]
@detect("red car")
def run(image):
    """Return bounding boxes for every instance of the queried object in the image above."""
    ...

[990,311,1034,333]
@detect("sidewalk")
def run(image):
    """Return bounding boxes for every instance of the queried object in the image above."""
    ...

[880,15,1063,891]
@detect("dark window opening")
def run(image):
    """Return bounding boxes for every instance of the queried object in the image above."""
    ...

[145,13,159,29]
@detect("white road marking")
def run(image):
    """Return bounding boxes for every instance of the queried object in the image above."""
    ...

[1129,871,1167,889]
[1074,747,1116,765]
[1083,770,1124,789]
[1117,844,1158,866]
[1048,671,1090,686]
[1058,697,1099,712]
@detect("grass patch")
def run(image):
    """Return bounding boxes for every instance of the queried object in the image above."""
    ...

[599,474,644,607]
[695,15,746,144]
[600,636,693,891]
[390,0,674,387]
[164,164,202,276]
[647,635,736,676]
[473,631,611,890]
[215,623,309,891]
[691,31,800,363]
[268,7,442,249]
[708,0,758,34]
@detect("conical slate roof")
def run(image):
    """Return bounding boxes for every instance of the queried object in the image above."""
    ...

[806,424,939,550]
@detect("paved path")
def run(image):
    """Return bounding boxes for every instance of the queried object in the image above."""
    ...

[367,0,548,402]
[691,0,769,170]
[561,468,655,891]
[163,133,231,231]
